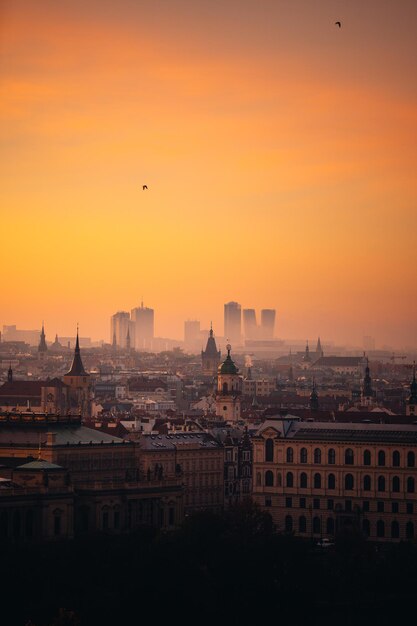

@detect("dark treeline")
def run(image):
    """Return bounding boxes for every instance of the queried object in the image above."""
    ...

[2,499,417,626]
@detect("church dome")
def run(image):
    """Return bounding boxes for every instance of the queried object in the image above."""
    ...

[219,344,239,375]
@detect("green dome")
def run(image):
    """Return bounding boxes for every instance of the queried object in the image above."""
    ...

[219,345,239,375]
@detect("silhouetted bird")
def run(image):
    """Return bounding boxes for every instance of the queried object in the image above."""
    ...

[142,185,148,190]
[335,21,341,28]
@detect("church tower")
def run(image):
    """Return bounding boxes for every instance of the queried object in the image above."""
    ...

[406,362,417,417]
[216,344,242,422]
[361,358,374,407]
[63,329,91,416]
[310,378,319,411]
[38,322,48,357]
[201,324,221,377]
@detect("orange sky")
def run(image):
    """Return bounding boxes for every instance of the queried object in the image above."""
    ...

[1,0,417,348]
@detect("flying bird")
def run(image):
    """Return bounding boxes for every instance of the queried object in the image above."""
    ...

[142,185,148,190]
[335,21,341,27]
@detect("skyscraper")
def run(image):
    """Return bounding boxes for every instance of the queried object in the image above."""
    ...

[260,309,275,340]
[110,311,130,348]
[184,320,201,348]
[243,309,257,340]
[131,302,154,350]
[224,302,241,345]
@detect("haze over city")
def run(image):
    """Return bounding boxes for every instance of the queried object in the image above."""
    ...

[1,0,417,348]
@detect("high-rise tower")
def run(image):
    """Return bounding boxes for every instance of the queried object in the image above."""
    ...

[243,309,257,340]
[110,311,130,348]
[224,302,241,346]
[131,302,154,350]
[260,309,275,340]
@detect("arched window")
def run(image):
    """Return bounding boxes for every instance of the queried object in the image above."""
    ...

[362,519,370,537]
[326,517,335,535]
[222,382,228,394]
[345,474,354,490]
[313,516,321,534]
[392,450,400,467]
[407,451,415,468]
[392,476,400,492]
[300,472,308,488]
[286,472,294,488]
[265,470,274,487]
[314,448,321,464]
[265,439,274,462]
[406,521,414,540]
[328,448,336,464]
[378,476,386,492]
[363,450,371,466]
[256,472,261,486]
[391,521,400,539]
[345,448,354,465]
[376,520,385,538]
[363,475,371,491]
[314,473,322,489]
[378,450,386,467]
[286,447,294,463]
[407,477,415,493]
[300,448,308,464]
[299,515,307,533]
[328,473,336,490]
[277,472,282,487]
[285,515,293,532]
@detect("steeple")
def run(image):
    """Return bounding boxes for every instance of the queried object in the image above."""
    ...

[65,327,88,377]
[201,325,221,376]
[362,358,373,398]
[316,336,323,357]
[310,378,319,411]
[302,340,311,362]
[126,327,131,351]
[38,322,48,353]
[409,362,417,405]
[7,363,13,383]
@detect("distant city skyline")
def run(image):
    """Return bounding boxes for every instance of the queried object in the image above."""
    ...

[1,1,416,349]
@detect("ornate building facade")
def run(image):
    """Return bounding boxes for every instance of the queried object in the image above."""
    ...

[252,417,417,543]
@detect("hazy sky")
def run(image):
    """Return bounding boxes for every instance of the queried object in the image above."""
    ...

[1,0,416,348]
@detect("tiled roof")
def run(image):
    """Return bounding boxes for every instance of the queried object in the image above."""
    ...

[140,432,222,450]
[0,425,126,446]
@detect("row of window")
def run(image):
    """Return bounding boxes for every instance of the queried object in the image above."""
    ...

[283,515,414,539]
[262,470,417,493]
[265,440,417,467]
[285,497,414,514]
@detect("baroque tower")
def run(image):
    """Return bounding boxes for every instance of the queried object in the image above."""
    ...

[216,344,242,422]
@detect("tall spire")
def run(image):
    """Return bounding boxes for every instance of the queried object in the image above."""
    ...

[362,358,373,398]
[409,361,417,405]
[38,322,48,353]
[126,326,131,350]
[65,326,88,376]
[310,377,319,411]
[7,363,13,383]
